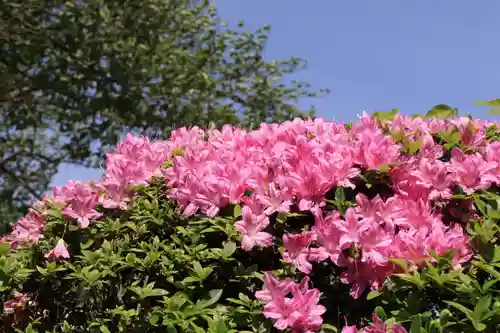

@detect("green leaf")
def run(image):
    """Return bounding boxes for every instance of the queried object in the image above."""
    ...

[321,323,339,332]
[233,204,242,218]
[192,261,203,276]
[373,108,399,121]
[473,295,492,322]
[444,300,486,331]
[171,147,184,156]
[475,99,500,107]
[389,258,409,271]
[199,289,223,309]
[167,324,178,333]
[0,242,9,256]
[405,140,422,155]
[378,164,390,173]
[473,196,487,216]
[100,326,111,333]
[215,320,229,333]
[149,288,169,297]
[409,315,422,333]
[375,306,387,321]
[36,266,48,276]
[222,242,236,258]
[475,99,500,115]
[439,309,452,328]
[482,278,498,292]
[491,246,500,263]
[473,260,500,280]
[426,104,458,119]
[394,271,424,287]
[334,187,345,202]
[438,130,461,146]
[367,291,381,300]
[149,313,160,325]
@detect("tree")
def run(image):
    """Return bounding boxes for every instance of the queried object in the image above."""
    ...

[0,0,325,225]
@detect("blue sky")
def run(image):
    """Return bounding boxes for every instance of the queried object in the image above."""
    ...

[51,0,500,187]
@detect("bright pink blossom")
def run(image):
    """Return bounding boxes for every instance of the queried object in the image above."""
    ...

[282,231,324,274]
[59,181,103,228]
[234,206,273,251]
[486,141,500,183]
[341,325,358,333]
[336,208,392,265]
[355,193,403,232]
[448,148,497,194]
[45,239,70,260]
[6,210,45,248]
[452,118,486,149]
[340,260,393,299]
[255,182,292,215]
[256,273,326,333]
[353,130,401,170]
[362,313,407,333]
[411,158,453,200]
[312,211,343,265]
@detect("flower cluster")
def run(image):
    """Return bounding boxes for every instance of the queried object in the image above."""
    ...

[255,272,326,332]
[2,113,499,331]
[341,313,408,333]
[96,134,172,210]
[3,291,32,319]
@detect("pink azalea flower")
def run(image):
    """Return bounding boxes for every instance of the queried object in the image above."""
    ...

[340,260,393,299]
[255,182,292,215]
[353,130,401,170]
[282,231,317,274]
[486,141,500,183]
[417,133,443,161]
[358,227,392,265]
[391,196,435,233]
[286,280,327,332]
[96,179,134,210]
[234,206,273,251]
[3,291,32,315]
[8,210,45,248]
[341,325,358,333]
[392,228,429,264]
[256,273,326,333]
[355,193,403,232]
[45,239,70,260]
[255,272,295,303]
[452,118,486,149]
[362,313,407,333]
[58,181,102,228]
[351,112,382,136]
[411,158,453,200]
[336,208,368,248]
[448,148,497,194]
[312,211,343,265]
[424,222,472,268]
[278,160,333,213]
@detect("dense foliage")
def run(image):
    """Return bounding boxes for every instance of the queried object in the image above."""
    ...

[0,0,323,221]
[1,111,500,332]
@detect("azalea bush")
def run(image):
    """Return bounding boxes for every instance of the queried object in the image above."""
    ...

[1,110,500,333]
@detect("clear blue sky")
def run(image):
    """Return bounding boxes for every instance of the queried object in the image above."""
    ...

[51,1,500,187]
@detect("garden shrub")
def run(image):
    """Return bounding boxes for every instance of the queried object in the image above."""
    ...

[1,111,500,333]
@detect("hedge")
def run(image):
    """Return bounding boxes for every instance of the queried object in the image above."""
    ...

[1,111,500,333]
